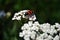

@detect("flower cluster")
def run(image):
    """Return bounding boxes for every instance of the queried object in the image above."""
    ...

[12,10,36,21]
[19,21,60,40]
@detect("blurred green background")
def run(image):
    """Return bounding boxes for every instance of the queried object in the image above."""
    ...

[0,0,60,40]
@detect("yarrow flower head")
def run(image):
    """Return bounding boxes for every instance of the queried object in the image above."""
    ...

[12,10,36,21]
[19,21,60,40]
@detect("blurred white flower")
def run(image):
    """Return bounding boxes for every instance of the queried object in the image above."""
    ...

[19,32,24,37]
[24,35,30,40]
[12,16,21,20]
[30,33,35,39]
[47,35,53,40]
[6,12,11,18]
[22,15,25,18]
[55,23,60,28]
[53,35,59,40]
[16,16,21,20]
[12,17,16,20]
[54,30,57,34]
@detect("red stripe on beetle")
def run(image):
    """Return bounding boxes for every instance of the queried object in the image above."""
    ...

[27,10,33,15]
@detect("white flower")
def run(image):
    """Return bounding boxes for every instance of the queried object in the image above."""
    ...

[26,30,32,35]
[34,21,40,25]
[49,29,54,36]
[19,32,24,37]
[57,28,60,31]
[24,38,30,40]
[16,16,21,20]
[29,15,36,21]
[36,36,44,40]
[22,30,27,35]
[53,35,59,40]
[29,17,33,20]
[19,19,60,40]
[22,15,25,18]
[24,35,30,40]
[32,15,36,21]
[30,34,35,39]
[31,26,36,30]
[39,23,51,33]
[47,35,53,40]
[14,13,18,16]
[55,23,60,28]
[12,13,22,20]
[40,33,48,39]
[12,17,16,20]
[43,33,48,39]
[51,25,55,30]
[54,30,57,34]
[31,25,39,31]
[22,23,31,30]
[28,21,33,26]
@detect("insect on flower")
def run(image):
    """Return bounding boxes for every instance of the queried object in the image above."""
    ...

[24,10,33,17]
[12,10,36,21]
[23,10,36,21]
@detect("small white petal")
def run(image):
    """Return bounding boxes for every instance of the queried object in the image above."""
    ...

[53,35,59,40]
[12,18,16,20]
[22,15,25,18]
[16,16,21,20]
[48,35,53,40]
[28,21,33,26]
[19,32,24,37]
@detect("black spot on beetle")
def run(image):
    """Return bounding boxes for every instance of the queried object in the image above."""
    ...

[25,12,28,16]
